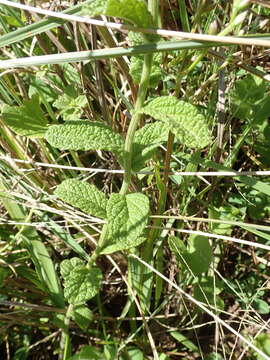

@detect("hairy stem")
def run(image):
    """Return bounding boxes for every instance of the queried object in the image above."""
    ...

[119,53,153,195]
[60,303,73,360]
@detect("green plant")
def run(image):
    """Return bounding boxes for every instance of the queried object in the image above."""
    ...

[1,0,270,359]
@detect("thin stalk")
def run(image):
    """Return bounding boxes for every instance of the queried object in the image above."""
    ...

[60,304,73,360]
[120,53,153,195]
[148,0,160,27]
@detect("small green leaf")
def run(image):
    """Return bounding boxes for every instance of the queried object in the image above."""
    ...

[168,235,212,275]
[132,122,169,171]
[61,258,102,305]
[253,299,270,315]
[231,74,268,119]
[101,193,149,254]
[254,333,270,360]
[85,0,153,28]
[70,345,103,360]
[60,257,84,279]
[128,32,162,87]
[72,304,93,330]
[140,96,212,148]
[53,92,88,121]
[169,331,198,351]
[193,276,224,310]
[45,121,124,152]
[55,179,108,219]
[130,55,163,88]
[2,95,48,138]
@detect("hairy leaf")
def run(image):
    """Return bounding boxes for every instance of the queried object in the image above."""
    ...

[61,257,102,305]
[140,96,212,148]
[85,0,153,28]
[102,193,149,254]
[2,95,48,138]
[134,121,170,146]
[55,179,108,219]
[45,121,124,152]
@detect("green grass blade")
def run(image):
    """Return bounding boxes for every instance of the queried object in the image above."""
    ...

[0,178,65,308]
[0,0,94,48]
[0,40,234,69]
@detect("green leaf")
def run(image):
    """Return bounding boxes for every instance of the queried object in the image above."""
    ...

[85,0,153,28]
[72,304,93,330]
[168,235,212,275]
[128,32,162,87]
[55,179,108,219]
[2,95,48,138]
[100,236,146,254]
[253,299,270,315]
[53,86,88,121]
[231,74,268,119]
[254,333,270,360]
[134,121,170,146]
[101,193,149,254]
[140,96,212,148]
[70,345,103,360]
[45,120,124,152]
[60,258,102,305]
[169,331,198,351]
[130,55,163,87]
[60,257,84,278]
[132,122,169,171]
[193,276,224,310]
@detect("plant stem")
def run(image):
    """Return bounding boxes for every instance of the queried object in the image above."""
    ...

[60,303,73,360]
[119,53,153,195]
[87,53,153,263]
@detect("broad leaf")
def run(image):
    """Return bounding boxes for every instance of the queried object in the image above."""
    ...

[134,121,170,146]
[168,235,212,275]
[132,122,170,171]
[55,179,108,219]
[61,257,102,305]
[85,0,153,28]
[140,96,212,148]
[45,120,124,152]
[101,193,149,254]
[2,95,48,138]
